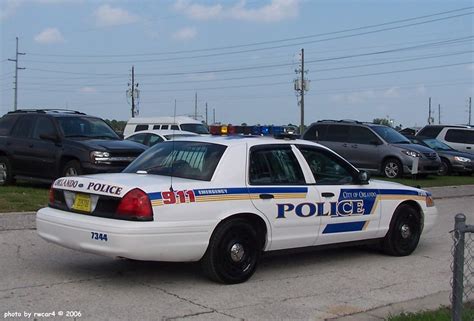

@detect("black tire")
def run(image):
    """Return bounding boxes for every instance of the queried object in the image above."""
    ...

[62,160,82,177]
[383,204,421,256]
[382,158,403,179]
[438,159,451,176]
[0,156,13,186]
[201,219,261,284]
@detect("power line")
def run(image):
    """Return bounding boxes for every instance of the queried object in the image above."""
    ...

[26,6,473,58]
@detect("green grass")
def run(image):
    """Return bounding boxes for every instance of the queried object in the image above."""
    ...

[376,174,474,188]
[0,183,49,213]
[387,304,474,321]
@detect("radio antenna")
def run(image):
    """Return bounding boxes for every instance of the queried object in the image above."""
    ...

[169,99,177,192]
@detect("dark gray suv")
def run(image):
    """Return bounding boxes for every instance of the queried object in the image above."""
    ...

[302,120,441,178]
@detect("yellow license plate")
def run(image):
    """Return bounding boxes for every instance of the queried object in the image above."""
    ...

[72,193,91,212]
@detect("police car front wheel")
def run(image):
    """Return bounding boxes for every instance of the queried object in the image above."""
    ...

[383,204,421,256]
[201,218,261,284]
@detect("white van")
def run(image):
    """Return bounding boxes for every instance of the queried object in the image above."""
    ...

[123,116,209,136]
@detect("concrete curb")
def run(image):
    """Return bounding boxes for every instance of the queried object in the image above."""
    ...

[328,290,450,321]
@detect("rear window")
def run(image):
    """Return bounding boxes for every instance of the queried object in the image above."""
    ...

[124,141,226,181]
[135,124,149,132]
[0,115,18,136]
[303,124,328,141]
[325,125,350,142]
[417,126,443,138]
[180,123,210,134]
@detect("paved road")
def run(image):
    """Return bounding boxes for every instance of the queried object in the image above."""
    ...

[1,195,473,321]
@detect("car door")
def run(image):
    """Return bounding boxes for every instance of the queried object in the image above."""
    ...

[30,116,61,178]
[248,144,321,251]
[346,126,382,171]
[296,145,381,246]
[443,129,474,154]
[9,115,37,176]
[322,124,352,160]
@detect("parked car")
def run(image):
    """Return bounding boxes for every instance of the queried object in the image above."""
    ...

[416,125,474,155]
[125,130,198,147]
[0,109,146,186]
[405,135,473,176]
[37,136,437,283]
[123,116,209,136]
[302,120,441,178]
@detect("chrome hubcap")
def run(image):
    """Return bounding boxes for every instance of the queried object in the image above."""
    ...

[230,243,245,262]
[65,167,77,176]
[0,163,6,184]
[401,224,411,239]
[385,163,398,178]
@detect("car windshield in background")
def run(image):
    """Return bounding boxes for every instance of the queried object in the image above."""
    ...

[124,141,226,181]
[58,117,119,140]
[370,126,410,144]
[422,138,453,151]
[180,123,210,134]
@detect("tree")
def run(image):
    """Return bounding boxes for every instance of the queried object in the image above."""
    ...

[373,118,393,127]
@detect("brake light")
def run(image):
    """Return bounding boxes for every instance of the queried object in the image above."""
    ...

[426,195,435,207]
[116,188,153,221]
[48,186,55,205]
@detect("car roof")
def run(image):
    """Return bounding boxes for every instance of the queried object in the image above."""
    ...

[125,129,198,138]
[6,109,90,117]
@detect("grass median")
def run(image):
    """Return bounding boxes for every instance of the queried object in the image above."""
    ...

[387,304,474,321]
[377,175,474,188]
[0,182,49,213]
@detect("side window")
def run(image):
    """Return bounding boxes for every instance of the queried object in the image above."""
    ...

[303,124,328,141]
[298,146,354,185]
[148,134,164,146]
[33,117,57,139]
[249,147,305,185]
[134,125,148,132]
[170,125,179,130]
[349,126,379,144]
[445,129,474,144]
[127,133,147,145]
[11,116,35,138]
[161,125,169,130]
[153,125,161,130]
[325,125,349,142]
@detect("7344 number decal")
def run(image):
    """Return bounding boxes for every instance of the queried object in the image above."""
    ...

[91,232,108,242]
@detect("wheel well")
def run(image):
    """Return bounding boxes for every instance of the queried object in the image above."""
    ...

[215,213,268,250]
[0,151,6,157]
[393,200,423,228]
[59,156,80,174]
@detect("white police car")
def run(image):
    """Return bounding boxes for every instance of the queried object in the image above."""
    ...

[37,136,438,284]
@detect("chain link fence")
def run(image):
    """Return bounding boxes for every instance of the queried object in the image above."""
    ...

[451,213,474,321]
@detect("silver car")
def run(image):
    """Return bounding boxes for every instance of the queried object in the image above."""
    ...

[302,120,441,178]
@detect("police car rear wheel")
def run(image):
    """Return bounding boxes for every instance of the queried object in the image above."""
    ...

[0,156,13,186]
[201,219,260,284]
[383,204,421,256]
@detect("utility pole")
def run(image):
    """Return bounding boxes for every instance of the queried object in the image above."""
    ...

[213,108,216,124]
[469,97,472,126]
[428,97,432,124]
[127,66,139,117]
[8,37,26,111]
[205,102,208,125]
[294,48,309,134]
[438,104,441,124]
[194,92,198,120]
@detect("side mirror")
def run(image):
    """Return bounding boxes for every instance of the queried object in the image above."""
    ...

[40,133,60,143]
[357,170,370,184]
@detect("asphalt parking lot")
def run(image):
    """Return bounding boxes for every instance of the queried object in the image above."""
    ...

[1,187,473,321]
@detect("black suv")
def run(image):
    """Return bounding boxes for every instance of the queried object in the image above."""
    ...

[0,109,146,186]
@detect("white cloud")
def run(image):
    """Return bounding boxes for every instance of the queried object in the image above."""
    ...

[79,87,97,93]
[34,28,64,44]
[0,0,22,21]
[383,87,400,98]
[186,73,216,81]
[172,27,197,40]
[416,84,427,95]
[467,64,474,71]
[93,4,139,27]
[174,0,300,22]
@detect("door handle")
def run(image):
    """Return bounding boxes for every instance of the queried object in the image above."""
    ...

[351,144,358,148]
[342,143,348,147]
[321,192,335,198]
[259,194,274,200]
[467,147,472,150]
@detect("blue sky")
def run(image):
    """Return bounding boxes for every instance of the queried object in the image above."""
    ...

[1,0,473,127]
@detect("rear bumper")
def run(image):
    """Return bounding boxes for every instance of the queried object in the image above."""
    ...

[36,207,211,262]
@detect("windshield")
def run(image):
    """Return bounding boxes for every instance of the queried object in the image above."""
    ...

[422,138,453,151]
[370,126,410,144]
[180,123,210,134]
[58,117,119,140]
[123,141,226,181]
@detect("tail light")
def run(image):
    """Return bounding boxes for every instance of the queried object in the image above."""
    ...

[426,195,435,207]
[48,185,55,205]
[116,188,153,221]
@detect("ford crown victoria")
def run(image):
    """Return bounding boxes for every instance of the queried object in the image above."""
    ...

[37,136,438,284]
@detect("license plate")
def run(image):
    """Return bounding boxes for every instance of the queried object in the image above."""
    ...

[72,193,91,212]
